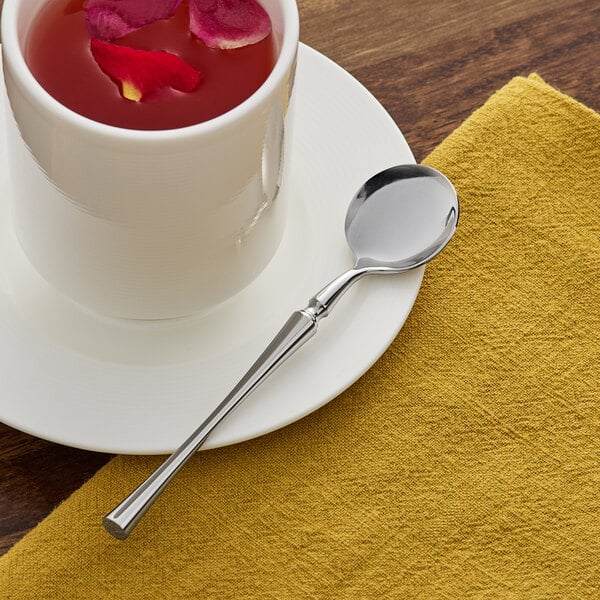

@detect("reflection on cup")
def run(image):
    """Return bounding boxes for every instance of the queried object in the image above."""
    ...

[1,0,299,319]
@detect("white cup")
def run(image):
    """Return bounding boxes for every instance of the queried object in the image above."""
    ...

[1,0,299,319]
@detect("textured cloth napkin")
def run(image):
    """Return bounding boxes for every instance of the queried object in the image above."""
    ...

[1,74,599,598]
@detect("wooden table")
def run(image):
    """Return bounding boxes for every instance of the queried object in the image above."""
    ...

[1,0,599,556]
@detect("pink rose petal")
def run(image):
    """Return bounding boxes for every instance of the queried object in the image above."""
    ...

[189,0,271,49]
[85,0,182,41]
[90,39,201,102]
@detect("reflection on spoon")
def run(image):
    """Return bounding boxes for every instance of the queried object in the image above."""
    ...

[103,164,459,540]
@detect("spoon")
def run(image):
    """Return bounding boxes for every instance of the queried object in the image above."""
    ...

[103,164,459,540]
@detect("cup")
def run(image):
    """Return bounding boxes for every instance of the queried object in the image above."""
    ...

[1,0,299,319]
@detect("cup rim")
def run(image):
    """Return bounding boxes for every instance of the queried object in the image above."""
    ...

[0,0,299,141]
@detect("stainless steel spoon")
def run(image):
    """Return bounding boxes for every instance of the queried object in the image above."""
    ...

[103,164,459,540]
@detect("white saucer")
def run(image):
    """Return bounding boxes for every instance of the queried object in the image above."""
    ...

[0,44,421,454]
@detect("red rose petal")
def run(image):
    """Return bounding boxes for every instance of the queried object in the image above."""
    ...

[85,0,182,41]
[90,39,201,102]
[189,0,271,49]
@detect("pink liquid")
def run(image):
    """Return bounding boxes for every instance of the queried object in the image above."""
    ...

[25,0,277,130]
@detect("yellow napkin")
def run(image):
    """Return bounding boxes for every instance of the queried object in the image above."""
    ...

[1,74,599,598]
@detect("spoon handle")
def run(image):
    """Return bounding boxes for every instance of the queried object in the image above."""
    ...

[103,268,367,539]
[103,309,318,539]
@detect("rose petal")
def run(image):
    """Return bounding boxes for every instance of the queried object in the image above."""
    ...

[189,0,271,49]
[90,39,201,102]
[85,0,182,41]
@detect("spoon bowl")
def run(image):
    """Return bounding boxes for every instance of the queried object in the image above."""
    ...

[346,164,458,270]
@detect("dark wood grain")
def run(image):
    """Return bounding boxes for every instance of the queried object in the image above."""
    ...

[298,0,600,161]
[1,0,599,556]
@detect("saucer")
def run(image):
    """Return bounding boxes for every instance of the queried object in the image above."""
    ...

[0,44,421,454]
